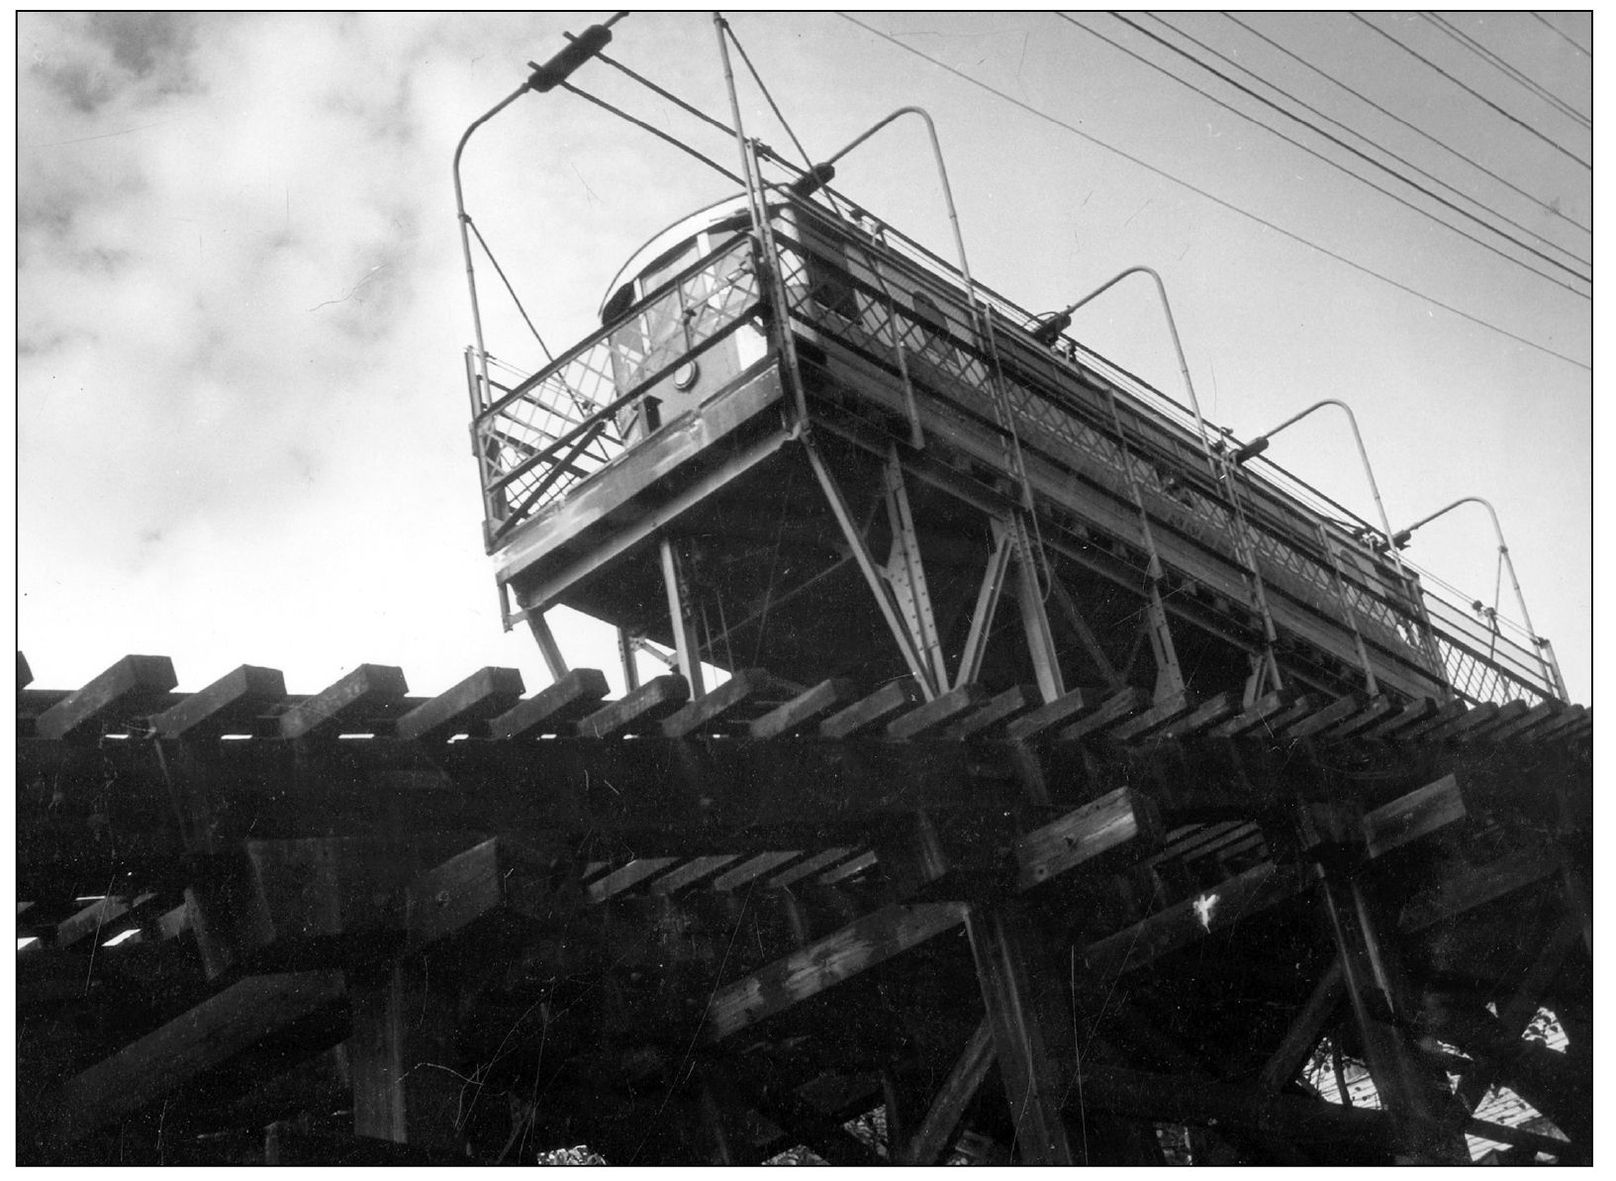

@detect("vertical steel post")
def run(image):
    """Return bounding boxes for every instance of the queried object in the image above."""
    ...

[660,537,707,699]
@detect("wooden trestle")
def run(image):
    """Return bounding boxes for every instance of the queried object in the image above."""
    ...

[17,651,1592,1164]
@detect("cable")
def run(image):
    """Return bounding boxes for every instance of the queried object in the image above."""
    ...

[589,47,736,140]
[466,217,554,362]
[557,82,744,187]
[1095,12,1588,292]
[1144,13,1589,276]
[1531,12,1590,58]
[1424,13,1589,129]
[835,13,1590,373]
[722,20,816,172]
[1350,13,1590,171]
[1225,14,1590,237]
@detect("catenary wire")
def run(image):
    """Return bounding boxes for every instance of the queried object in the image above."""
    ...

[1423,13,1590,129]
[1350,13,1590,171]
[557,83,744,187]
[1145,13,1589,273]
[1225,13,1590,237]
[835,13,1590,373]
[589,47,737,140]
[1530,13,1590,58]
[1110,12,1589,288]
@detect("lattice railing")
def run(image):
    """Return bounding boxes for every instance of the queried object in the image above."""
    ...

[469,236,761,545]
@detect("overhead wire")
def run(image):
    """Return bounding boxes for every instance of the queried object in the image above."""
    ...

[1349,13,1591,171]
[1093,12,1589,292]
[1423,13,1590,129]
[834,13,1590,373]
[557,82,744,187]
[1530,12,1590,58]
[1224,13,1590,237]
[1142,12,1589,276]
[589,46,736,140]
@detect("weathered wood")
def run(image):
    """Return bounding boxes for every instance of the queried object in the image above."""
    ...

[56,892,156,948]
[661,668,774,737]
[1277,692,1366,740]
[278,664,409,740]
[576,674,689,738]
[394,666,524,743]
[1110,689,1196,742]
[766,847,855,888]
[887,683,987,740]
[941,683,1035,740]
[1393,699,1470,744]
[818,849,879,884]
[1205,689,1296,738]
[1420,700,1497,743]
[1003,685,1089,741]
[965,905,1073,1164]
[1481,699,1562,744]
[1355,697,1438,741]
[1398,848,1560,933]
[1014,787,1142,890]
[819,678,921,739]
[18,651,33,691]
[35,654,178,741]
[149,664,287,739]
[156,900,192,941]
[1257,957,1346,1091]
[485,667,610,739]
[703,902,967,1042]
[1083,861,1310,979]
[1058,686,1148,741]
[587,857,679,903]
[1458,698,1528,743]
[1463,1116,1575,1159]
[402,838,548,948]
[711,850,802,892]
[1316,694,1398,741]
[1155,690,1238,740]
[650,854,740,895]
[53,970,347,1142]
[1528,704,1589,744]
[348,961,462,1150]
[1362,774,1464,858]
[748,677,858,740]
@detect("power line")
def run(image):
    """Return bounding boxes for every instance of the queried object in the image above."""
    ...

[1531,12,1590,58]
[1350,13,1591,170]
[1225,13,1590,238]
[1104,12,1589,290]
[833,13,1590,373]
[1423,14,1589,130]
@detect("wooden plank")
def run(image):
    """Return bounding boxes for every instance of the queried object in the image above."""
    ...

[156,901,192,942]
[1482,699,1562,744]
[886,683,987,740]
[650,854,740,895]
[1155,691,1238,740]
[1391,699,1470,743]
[17,651,32,691]
[1422,700,1499,743]
[1110,689,1196,742]
[1527,704,1589,744]
[53,970,346,1142]
[661,668,774,738]
[1205,689,1296,739]
[152,664,287,738]
[749,677,858,740]
[486,667,609,739]
[348,961,461,1150]
[35,654,178,741]
[278,664,408,740]
[819,678,921,739]
[1361,774,1465,859]
[56,892,156,948]
[587,857,678,903]
[766,847,855,889]
[1356,697,1439,742]
[1316,694,1399,742]
[818,850,878,884]
[1277,693,1367,741]
[401,838,546,947]
[394,666,524,743]
[1083,862,1309,979]
[577,674,689,738]
[1014,787,1141,891]
[941,683,1036,741]
[1058,686,1147,742]
[1398,849,1559,934]
[1458,698,1528,743]
[711,851,803,892]
[1257,958,1345,1091]
[702,902,967,1042]
[1003,685,1090,742]
[899,1019,995,1164]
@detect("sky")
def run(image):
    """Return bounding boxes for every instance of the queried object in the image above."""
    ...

[13,10,1597,706]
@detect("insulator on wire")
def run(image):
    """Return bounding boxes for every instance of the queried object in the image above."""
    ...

[527,23,614,92]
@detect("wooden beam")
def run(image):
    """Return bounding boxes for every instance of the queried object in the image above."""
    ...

[53,970,346,1143]
[279,664,409,740]
[887,683,987,740]
[348,961,462,1150]
[748,677,858,740]
[1355,698,1437,741]
[942,683,1035,741]
[661,668,775,737]
[1394,700,1470,744]
[393,666,524,742]
[35,654,178,741]
[711,850,802,892]
[1277,693,1367,741]
[1004,685,1090,742]
[1398,848,1559,933]
[650,854,740,895]
[1361,774,1465,859]
[1014,787,1143,891]
[766,847,856,888]
[818,850,879,884]
[1205,689,1296,738]
[587,858,678,903]
[56,892,156,948]
[1109,689,1195,742]
[703,902,967,1043]
[402,838,550,948]
[820,678,922,739]
[1316,694,1398,741]
[1528,704,1589,744]
[151,664,287,739]
[485,667,609,739]
[1257,958,1346,1091]
[1423,700,1499,743]
[1458,698,1528,743]
[577,674,688,738]
[1058,687,1146,741]
[899,1018,994,1164]
[1482,699,1562,744]
[1156,690,1238,741]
